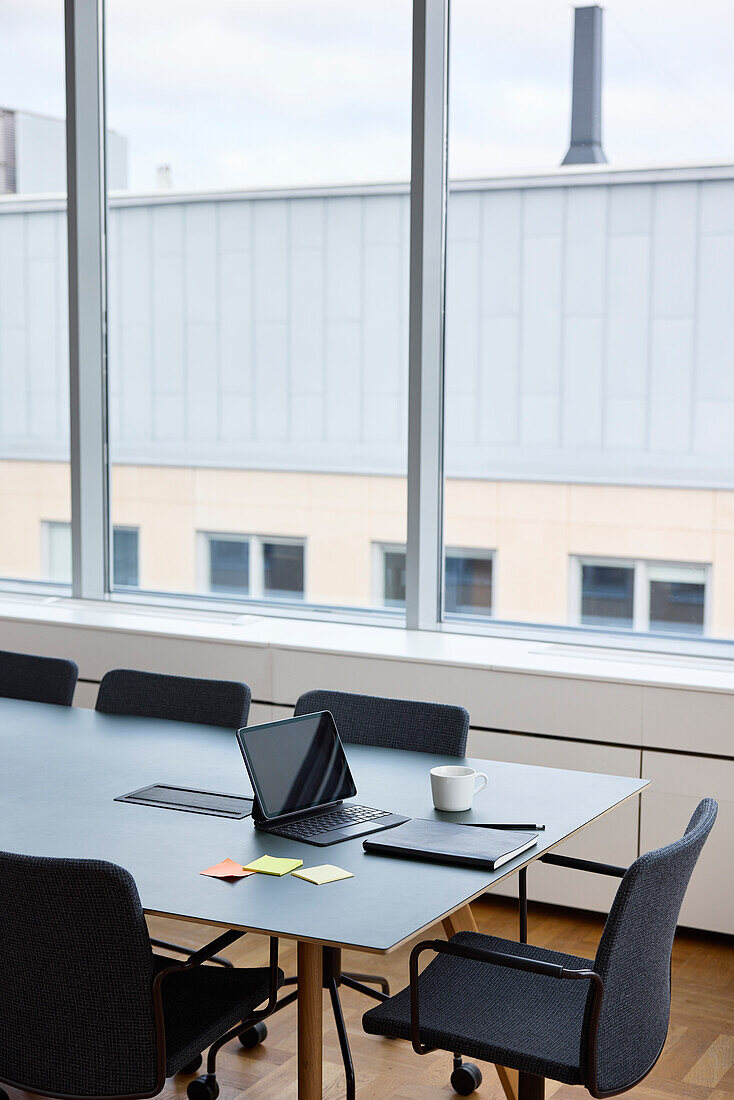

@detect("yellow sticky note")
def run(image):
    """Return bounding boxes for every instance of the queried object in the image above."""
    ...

[243,854,304,877]
[292,864,354,886]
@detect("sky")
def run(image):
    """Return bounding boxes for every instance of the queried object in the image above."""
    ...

[1,0,733,192]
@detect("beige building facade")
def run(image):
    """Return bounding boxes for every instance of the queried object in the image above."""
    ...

[2,459,732,639]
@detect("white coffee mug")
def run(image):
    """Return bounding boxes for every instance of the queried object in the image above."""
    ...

[430,765,488,812]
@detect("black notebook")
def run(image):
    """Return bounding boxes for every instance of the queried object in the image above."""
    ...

[363,818,538,870]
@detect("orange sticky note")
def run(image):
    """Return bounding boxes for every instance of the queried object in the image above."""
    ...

[200,858,253,879]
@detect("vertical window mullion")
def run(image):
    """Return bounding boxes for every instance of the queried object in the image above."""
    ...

[405,0,449,630]
[65,0,108,599]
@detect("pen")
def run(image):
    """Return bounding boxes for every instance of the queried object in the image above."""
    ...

[460,822,546,831]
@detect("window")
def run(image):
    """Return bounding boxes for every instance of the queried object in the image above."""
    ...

[112,527,139,588]
[4,2,734,658]
[42,522,73,586]
[580,564,635,629]
[573,558,707,636]
[442,1,734,647]
[263,540,305,600]
[0,2,70,586]
[375,544,494,619]
[200,534,305,602]
[42,522,139,589]
[207,536,250,597]
[444,549,493,619]
[105,0,411,614]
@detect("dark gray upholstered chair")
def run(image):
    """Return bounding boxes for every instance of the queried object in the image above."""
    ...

[294,687,470,756]
[96,668,251,729]
[95,669,252,977]
[0,647,78,706]
[0,850,282,1100]
[268,688,471,1099]
[363,798,718,1098]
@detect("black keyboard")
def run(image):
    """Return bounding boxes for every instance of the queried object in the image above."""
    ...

[269,805,391,839]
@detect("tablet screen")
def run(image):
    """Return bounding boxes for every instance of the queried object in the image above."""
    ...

[237,711,356,820]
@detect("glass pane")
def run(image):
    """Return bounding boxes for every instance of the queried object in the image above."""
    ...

[43,521,72,585]
[0,2,71,588]
[650,581,704,635]
[263,542,304,600]
[581,565,634,629]
[113,527,139,588]
[445,554,493,618]
[208,537,249,596]
[382,549,406,608]
[105,1,410,614]
[444,0,734,645]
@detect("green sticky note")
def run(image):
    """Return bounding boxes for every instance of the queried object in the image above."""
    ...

[243,855,304,877]
[292,864,354,885]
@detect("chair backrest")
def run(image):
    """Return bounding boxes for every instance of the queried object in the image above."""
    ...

[0,648,78,706]
[96,668,251,728]
[0,851,159,1097]
[586,798,717,1095]
[294,688,469,756]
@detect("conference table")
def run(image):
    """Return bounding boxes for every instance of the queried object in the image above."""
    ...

[0,698,647,1099]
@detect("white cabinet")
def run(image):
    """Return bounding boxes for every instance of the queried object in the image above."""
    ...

[468,729,641,914]
[640,750,733,935]
[72,680,99,709]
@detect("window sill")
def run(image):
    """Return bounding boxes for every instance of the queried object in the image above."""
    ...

[0,591,732,697]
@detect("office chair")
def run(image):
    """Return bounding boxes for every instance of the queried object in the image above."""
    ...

[268,688,471,1099]
[96,668,252,973]
[0,850,282,1100]
[0,647,78,706]
[363,798,718,1097]
[96,668,251,729]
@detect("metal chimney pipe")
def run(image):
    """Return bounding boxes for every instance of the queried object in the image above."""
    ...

[562,5,607,165]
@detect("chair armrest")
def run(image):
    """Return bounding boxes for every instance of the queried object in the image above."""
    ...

[408,937,603,1056]
[183,929,245,968]
[539,853,627,877]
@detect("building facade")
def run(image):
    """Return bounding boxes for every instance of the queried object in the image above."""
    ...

[1,162,733,637]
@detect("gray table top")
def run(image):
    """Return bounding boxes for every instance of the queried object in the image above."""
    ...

[0,699,647,953]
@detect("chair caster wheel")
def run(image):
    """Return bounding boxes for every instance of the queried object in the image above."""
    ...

[187,1074,220,1100]
[239,1020,268,1048]
[451,1061,483,1095]
[179,1054,203,1074]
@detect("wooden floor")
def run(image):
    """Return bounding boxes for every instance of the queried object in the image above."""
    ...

[9,896,734,1100]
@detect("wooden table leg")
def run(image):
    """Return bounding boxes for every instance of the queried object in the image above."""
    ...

[443,903,519,1100]
[298,941,323,1100]
[442,902,478,936]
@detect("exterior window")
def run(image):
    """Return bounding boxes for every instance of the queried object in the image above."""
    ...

[648,566,705,635]
[263,541,304,600]
[376,544,493,618]
[201,534,305,601]
[42,521,73,585]
[112,527,139,588]
[574,558,707,636]
[42,522,139,588]
[208,536,250,596]
[444,550,493,618]
[382,549,407,609]
[580,564,634,629]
